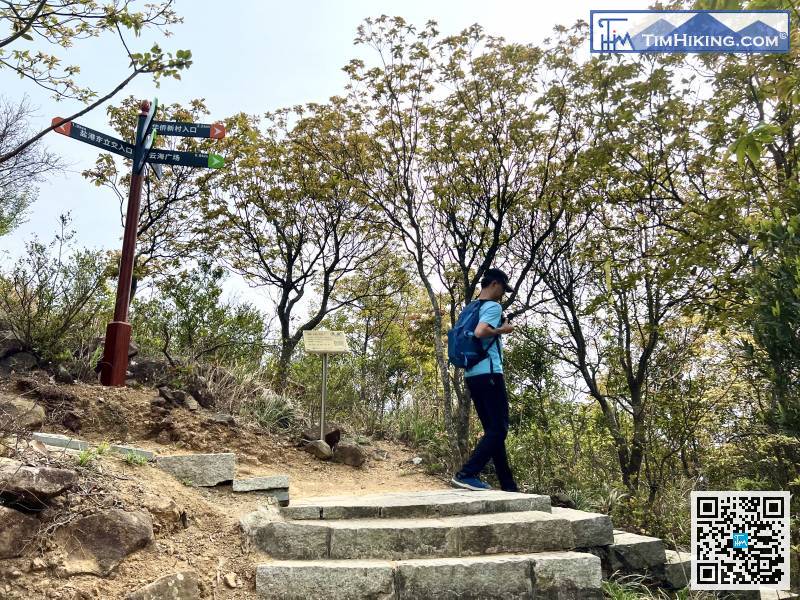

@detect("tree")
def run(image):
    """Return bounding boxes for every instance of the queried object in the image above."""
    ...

[82,97,215,295]
[205,109,385,388]
[131,261,266,369]
[0,0,192,164]
[0,95,60,235]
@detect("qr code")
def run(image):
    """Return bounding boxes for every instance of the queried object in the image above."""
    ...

[691,491,790,590]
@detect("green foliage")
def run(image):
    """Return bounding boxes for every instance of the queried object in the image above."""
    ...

[75,449,97,467]
[131,261,265,369]
[124,452,148,467]
[0,215,114,362]
[239,391,302,432]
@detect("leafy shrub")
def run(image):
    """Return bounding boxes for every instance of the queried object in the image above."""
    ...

[0,215,113,363]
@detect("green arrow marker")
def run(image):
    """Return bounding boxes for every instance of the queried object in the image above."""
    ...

[208,153,225,169]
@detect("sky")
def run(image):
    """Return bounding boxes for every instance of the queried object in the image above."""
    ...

[0,0,649,309]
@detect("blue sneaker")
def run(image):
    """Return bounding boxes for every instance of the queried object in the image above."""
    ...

[451,474,492,491]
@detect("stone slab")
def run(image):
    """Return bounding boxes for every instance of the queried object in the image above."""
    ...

[32,432,89,451]
[111,444,156,461]
[551,506,614,547]
[661,549,690,589]
[126,570,200,600]
[606,530,666,573]
[282,489,551,520]
[156,453,235,487]
[233,475,289,491]
[255,552,602,600]
[262,510,575,560]
[256,560,395,600]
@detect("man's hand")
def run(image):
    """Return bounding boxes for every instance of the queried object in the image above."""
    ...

[497,316,515,335]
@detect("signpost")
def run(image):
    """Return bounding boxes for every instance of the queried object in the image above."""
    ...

[302,330,350,441]
[52,98,226,386]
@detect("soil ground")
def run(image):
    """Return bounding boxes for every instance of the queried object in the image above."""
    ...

[0,374,447,599]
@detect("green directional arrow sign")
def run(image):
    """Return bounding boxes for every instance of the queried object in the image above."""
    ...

[146,150,225,169]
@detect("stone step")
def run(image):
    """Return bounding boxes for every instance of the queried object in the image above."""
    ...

[660,549,690,589]
[246,508,619,561]
[281,489,551,520]
[599,529,667,576]
[551,506,614,547]
[255,551,602,600]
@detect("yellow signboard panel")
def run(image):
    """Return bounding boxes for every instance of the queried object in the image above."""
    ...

[302,330,350,354]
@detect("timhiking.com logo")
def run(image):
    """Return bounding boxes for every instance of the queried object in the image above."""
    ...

[590,10,790,53]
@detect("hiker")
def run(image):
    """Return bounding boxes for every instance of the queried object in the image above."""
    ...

[449,268,518,492]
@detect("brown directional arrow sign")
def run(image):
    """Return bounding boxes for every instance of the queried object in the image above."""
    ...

[146,150,225,169]
[52,118,135,159]
[152,121,226,139]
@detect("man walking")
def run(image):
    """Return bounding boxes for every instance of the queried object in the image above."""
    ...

[451,268,518,492]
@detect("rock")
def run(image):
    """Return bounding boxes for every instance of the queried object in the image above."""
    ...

[30,557,47,572]
[372,449,389,461]
[550,492,577,509]
[58,509,153,575]
[183,395,199,411]
[141,494,183,533]
[303,439,333,460]
[0,506,39,558]
[411,456,423,465]
[0,458,78,508]
[332,442,367,467]
[185,375,215,409]
[232,475,289,491]
[0,330,23,359]
[223,572,237,588]
[661,549,690,589]
[61,410,82,433]
[301,423,341,449]
[126,570,199,600]
[0,394,46,429]
[208,412,236,426]
[158,387,179,406]
[53,365,74,384]
[0,351,37,374]
[128,359,170,385]
[156,453,235,486]
[128,341,139,359]
[356,435,372,445]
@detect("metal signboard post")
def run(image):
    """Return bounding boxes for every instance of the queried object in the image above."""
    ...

[302,330,350,441]
[52,98,227,386]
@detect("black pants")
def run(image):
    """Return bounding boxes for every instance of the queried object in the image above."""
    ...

[457,373,518,492]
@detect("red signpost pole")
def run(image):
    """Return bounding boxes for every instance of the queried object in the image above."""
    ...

[99,101,150,386]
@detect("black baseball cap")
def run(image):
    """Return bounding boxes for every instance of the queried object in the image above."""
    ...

[483,268,513,292]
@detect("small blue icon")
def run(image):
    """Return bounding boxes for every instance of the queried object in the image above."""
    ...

[732,532,748,549]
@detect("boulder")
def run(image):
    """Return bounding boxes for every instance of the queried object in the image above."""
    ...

[0,506,39,558]
[140,494,183,533]
[0,394,46,429]
[0,330,23,359]
[183,395,199,411]
[303,439,333,460]
[156,453,235,486]
[301,423,341,449]
[208,412,236,426]
[332,442,367,467]
[126,571,199,600]
[58,509,153,575]
[186,375,215,409]
[0,458,77,508]
[128,359,170,385]
[128,340,139,359]
[0,351,37,374]
[54,365,74,384]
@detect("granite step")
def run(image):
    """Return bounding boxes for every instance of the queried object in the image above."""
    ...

[255,551,603,600]
[245,509,620,560]
[598,529,667,577]
[281,489,551,520]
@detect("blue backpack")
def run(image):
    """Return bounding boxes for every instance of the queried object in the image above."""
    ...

[447,300,499,369]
